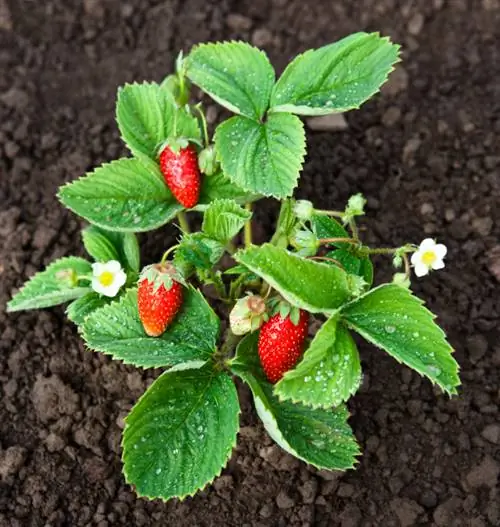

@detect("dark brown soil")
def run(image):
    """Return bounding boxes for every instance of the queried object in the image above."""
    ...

[1,1,499,525]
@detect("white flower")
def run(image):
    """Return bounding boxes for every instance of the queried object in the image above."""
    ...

[293,200,314,221]
[411,238,447,278]
[91,261,127,297]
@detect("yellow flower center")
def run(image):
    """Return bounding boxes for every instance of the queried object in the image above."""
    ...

[421,250,436,266]
[99,271,114,287]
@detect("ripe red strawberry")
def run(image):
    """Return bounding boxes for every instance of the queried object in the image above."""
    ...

[258,308,309,384]
[138,263,183,337]
[159,143,201,209]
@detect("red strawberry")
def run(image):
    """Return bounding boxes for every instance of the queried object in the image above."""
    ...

[258,308,309,384]
[159,143,201,209]
[138,263,183,337]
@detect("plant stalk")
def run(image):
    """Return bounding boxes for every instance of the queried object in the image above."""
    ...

[318,237,359,246]
[244,204,253,247]
[177,211,191,233]
[194,104,210,147]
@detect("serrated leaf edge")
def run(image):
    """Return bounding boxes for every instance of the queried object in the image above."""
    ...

[341,284,460,396]
[270,33,402,116]
[186,40,275,120]
[120,369,240,502]
[214,115,306,199]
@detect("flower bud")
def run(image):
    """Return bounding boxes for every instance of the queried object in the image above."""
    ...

[343,193,366,223]
[198,145,218,176]
[291,228,319,257]
[293,200,314,221]
[392,273,411,289]
[55,268,78,287]
[229,295,267,336]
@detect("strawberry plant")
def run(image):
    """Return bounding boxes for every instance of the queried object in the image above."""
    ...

[7,33,460,501]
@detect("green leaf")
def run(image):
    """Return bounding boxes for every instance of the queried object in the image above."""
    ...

[66,292,109,325]
[275,315,361,408]
[270,32,400,115]
[231,334,360,470]
[341,284,460,395]
[198,171,259,206]
[270,199,298,248]
[311,215,349,243]
[358,257,374,288]
[122,233,141,273]
[7,257,92,312]
[82,287,220,368]
[235,244,350,313]
[122,366,239,501]
[58,157,183,232]
[116,82,201,159]
[82,226,120,263]
[186,41,275,120]
[327,249,360,275]
[175,233,225,274]
[215,113,306,199]
[202,199,251,243]
[326,249,373,287]
[82,226,140,278]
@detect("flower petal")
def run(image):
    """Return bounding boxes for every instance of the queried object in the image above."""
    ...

[413,262,429,277]
[92,277,107,295]
[115,269,128,288]
[105,260,122,273]
[410,251,422,265]
[92,262,104,276]
[419,238,436,251]
[434,244,447,259]
[432,259,445,270]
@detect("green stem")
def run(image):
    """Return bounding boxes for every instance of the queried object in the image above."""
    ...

[160,244,180,264]
[209,270,229,303]
[403,252,411,279]
[194,104,210,147]
[364,247,403,255]
[270,200,288,247]
[177,211,191,233]
[318,237,359,246]
[220,330,242,361]
[348,219,360,240]
[226,241,237,255]
[244,204,253,247]
[308,256,345,270]
[315,209,344,218]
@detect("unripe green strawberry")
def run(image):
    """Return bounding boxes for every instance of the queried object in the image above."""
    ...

[258,308,309,384]
[138,263,183,337]
[159,143,201,209]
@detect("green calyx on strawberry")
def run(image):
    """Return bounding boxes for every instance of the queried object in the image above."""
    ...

[138,263,184,338]
[229,294,269,336]
[258,300,309,384]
